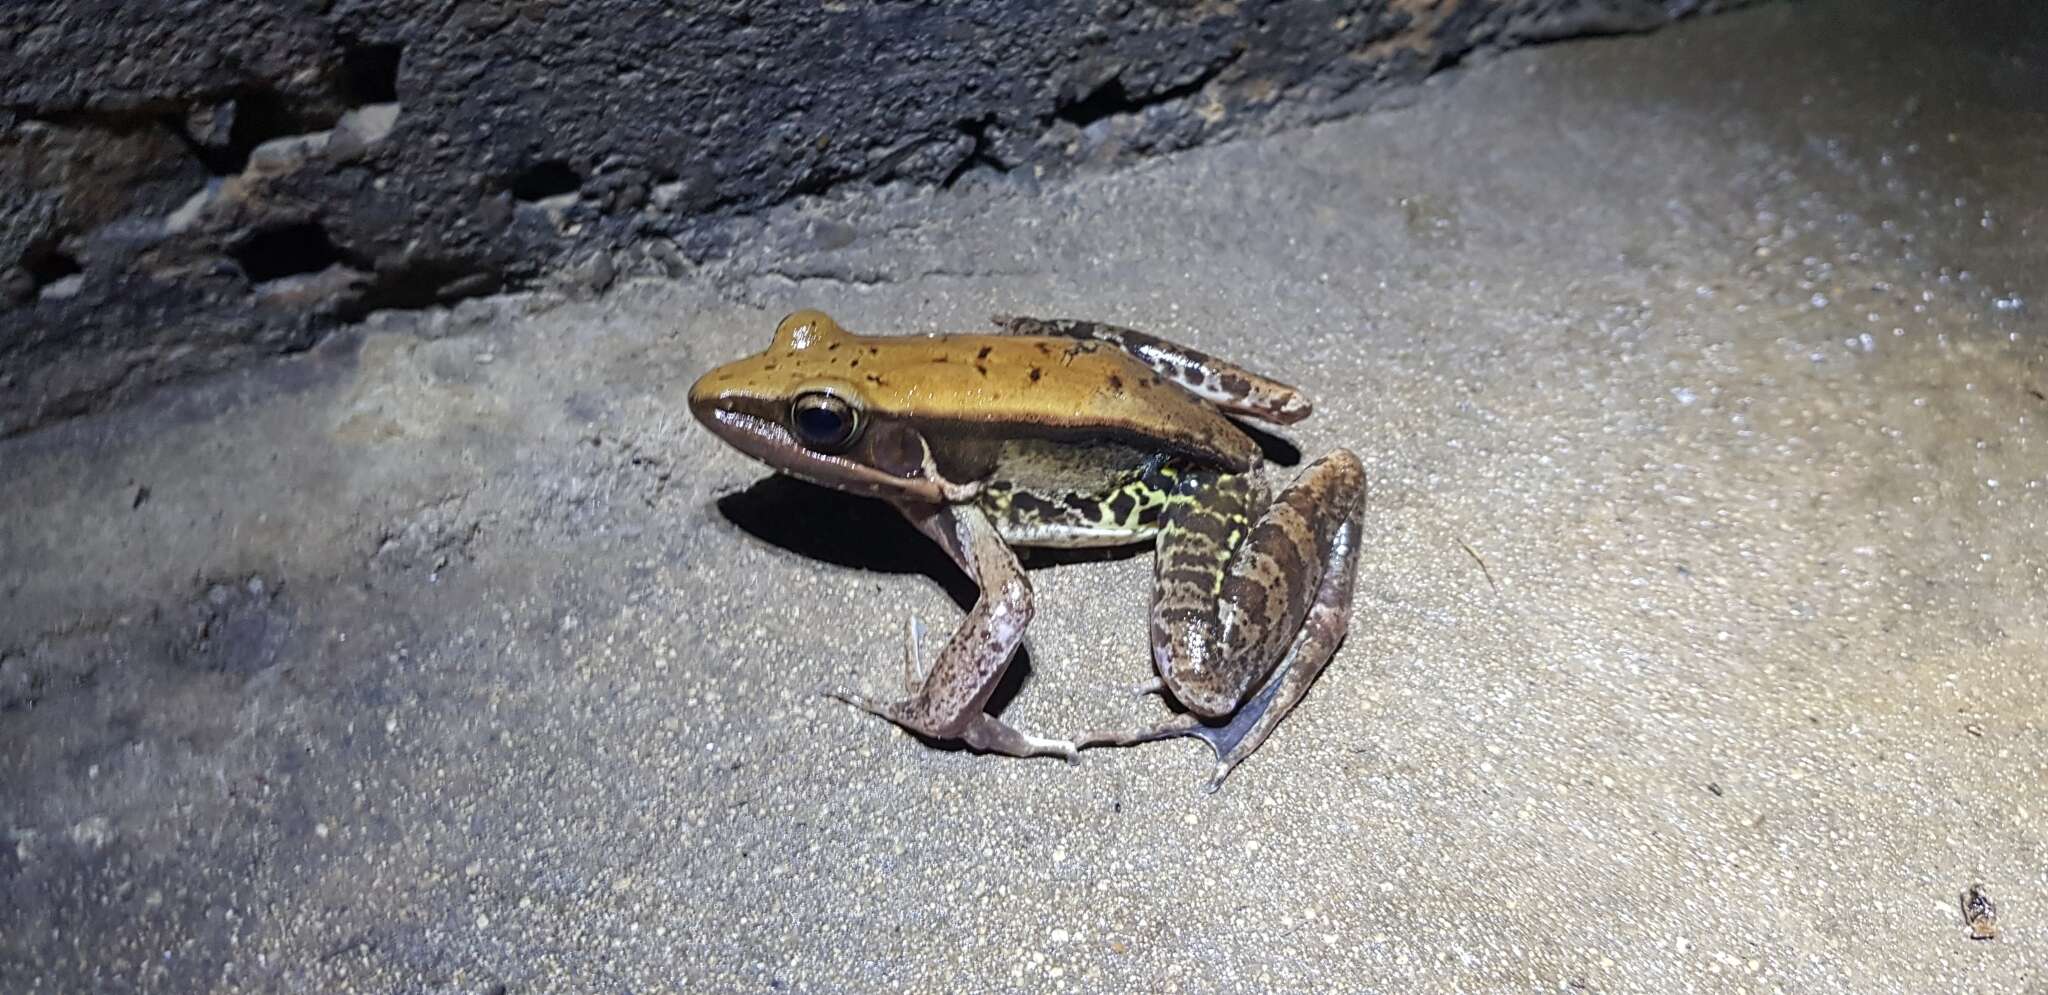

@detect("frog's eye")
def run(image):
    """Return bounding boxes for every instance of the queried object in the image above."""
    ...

[790,391,861,451]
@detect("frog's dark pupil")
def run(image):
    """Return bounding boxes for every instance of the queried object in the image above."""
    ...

[796,405,845,443]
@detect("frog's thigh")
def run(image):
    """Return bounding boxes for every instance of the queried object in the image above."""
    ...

[1156,454,1371,715]
[990,315,1310,424]
[1191,451,1365,787]
[1148,468,1273,716]
[1103,450,1365,786]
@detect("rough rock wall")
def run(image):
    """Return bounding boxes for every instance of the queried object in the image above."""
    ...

[0,0,1754,436]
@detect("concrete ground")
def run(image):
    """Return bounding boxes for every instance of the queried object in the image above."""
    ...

[4,1,2044,992]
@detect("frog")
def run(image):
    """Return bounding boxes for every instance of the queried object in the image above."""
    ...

[688,309,1367,791]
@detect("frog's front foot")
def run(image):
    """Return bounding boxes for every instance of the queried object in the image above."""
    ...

[821,686,1078,762]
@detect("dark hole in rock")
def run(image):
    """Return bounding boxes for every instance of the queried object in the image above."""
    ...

[232,222,344,282]
[1057,76,1138,128]
[1056,68,1220,129]
[22,244,84,289]
[942,116,1006,188]
[510,160,582,201]
[177,88,328,175]
[339,39,403,105]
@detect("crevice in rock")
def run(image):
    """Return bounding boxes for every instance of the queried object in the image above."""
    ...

[225,90,326,174]
[1055,60,1232,128]
[11,102,182,129]
[510,160,582,201]
[9,103,219,185]
[940,117,1008,189]
[339,38,404,105]
[167,87,334,177]
[231,222,346,282]
[21,243,84,292]
[784,165,842,200]
[1058,76,1141,128]
[341,259,503,319]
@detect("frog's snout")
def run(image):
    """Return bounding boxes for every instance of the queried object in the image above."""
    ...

[686,371,721,429]
[687,369,788,464]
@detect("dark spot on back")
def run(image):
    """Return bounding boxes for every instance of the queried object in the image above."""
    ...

[1106,490,1137,522]
[865,373,884,385]
[849,358,860,368]
[975,364,989,377]
[1035,342,1053,355]
[1108,374,1124,391]
[1029,367,1042,382]
[868,347,880,355]
[976,346,994,361]
[827,342,840,351]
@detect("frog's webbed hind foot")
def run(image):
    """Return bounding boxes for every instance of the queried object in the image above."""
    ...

[1075,664,1297,793]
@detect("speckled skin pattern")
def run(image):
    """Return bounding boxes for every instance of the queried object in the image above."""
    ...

[991,316,1315,425]
[689,311,1367,783]
[1078,450,1367,791]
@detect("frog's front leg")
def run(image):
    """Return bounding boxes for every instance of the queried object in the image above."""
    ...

[991,315,1312,425]
[1078,449,1367,791]
[825,500,1077,760]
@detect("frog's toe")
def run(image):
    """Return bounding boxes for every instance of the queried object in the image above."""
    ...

[1074,713,1202,750]
[960,713,1078,761]
[1201,761,1234,795]
[900,616,930,691]
[822,684,886,715]
[1129,676,1167,698]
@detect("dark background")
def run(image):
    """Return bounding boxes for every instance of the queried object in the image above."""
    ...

[1,0,1748,436]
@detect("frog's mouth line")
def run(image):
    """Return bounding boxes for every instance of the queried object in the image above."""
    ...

[696,405,946,504]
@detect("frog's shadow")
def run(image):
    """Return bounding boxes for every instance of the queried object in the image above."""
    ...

[1239,420,1302,468]
[713,411,1302,731]
[715,474,1152,722]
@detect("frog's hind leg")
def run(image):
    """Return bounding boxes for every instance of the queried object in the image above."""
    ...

[1077,450,1366,791]
[1192,535,1361,793]
[990,315,1312,425]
